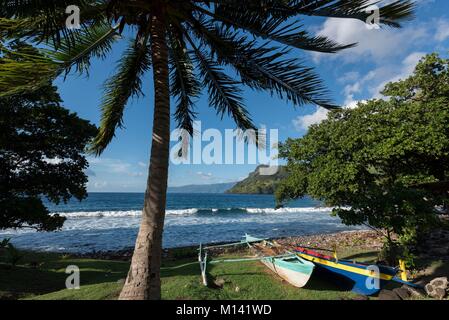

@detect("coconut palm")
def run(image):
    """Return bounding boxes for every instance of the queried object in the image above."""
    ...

[0,0,415,299]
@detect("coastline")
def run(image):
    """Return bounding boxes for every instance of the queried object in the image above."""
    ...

[66,226,449,266]
[68,230,384,261]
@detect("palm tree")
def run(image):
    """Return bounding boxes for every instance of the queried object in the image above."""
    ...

[0,0,415,299]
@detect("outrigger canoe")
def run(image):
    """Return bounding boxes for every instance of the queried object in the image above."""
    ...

[198,235,314,288]
[247,235,315,288]
[295,246,398,296]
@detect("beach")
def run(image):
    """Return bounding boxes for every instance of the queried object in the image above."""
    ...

[66,230,387,261]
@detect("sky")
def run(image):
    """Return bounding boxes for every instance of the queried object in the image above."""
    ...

[55,0,449,192]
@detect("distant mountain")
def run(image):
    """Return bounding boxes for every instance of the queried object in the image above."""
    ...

[226,165,288,194]
[168,182,236,194]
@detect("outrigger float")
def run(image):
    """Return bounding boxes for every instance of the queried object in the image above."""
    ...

[198,234,315,288]
[294,246,423,296]
[198,234,422,296]
[295,246,397,295]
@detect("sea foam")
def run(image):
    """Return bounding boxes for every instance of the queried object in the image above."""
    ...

[53,207,332,218]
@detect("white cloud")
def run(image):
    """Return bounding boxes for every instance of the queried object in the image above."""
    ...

[88,157,145,177]
[370,51,425,98]
[338,51,425,103]
[343,82,362,105]
[435,19,449,42]
[109,162,131,173]
[345,99,366,110]
[129,172,144,177]
[93,181,108,189]
[137,161,147,168]
[338,71,360,83]
[294,49,426,133]
[292,99,368,131]
[312,18,428,63]
[196,171,213,180]
[293,107,329,131]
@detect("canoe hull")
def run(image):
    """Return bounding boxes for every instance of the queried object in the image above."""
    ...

[311,262,394,295]
[260,256,314,288]
[295,247,398,296]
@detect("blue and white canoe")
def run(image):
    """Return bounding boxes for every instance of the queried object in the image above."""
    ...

[198,235,315,288]
[294,246,398,296]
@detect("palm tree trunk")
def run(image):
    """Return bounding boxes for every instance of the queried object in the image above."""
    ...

[119,11,170,300]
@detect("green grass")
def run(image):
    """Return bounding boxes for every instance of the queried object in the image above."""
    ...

[1,249,367,300]
[29,283,123,300]
[5,247,445,301]
[161,255,359,300]
[0,250,129,300]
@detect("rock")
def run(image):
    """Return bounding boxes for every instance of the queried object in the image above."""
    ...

[235,286,240,293]
[352,295,369,301]
[425,284,433,294]
[432,278,447,287]
[393,287,411,300]
[214,278,226,288]
[378,289,401,300]
[116,278,126,285]
[402,285,425,298]
[425,277,448,299]
[435,288,446,299]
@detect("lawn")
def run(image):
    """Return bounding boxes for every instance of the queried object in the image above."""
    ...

[0,248,372,300]
[2,245,445,300]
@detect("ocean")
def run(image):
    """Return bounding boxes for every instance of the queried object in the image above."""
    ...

[1,193,363,253]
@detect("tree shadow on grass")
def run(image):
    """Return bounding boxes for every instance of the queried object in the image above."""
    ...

[0,257,129,300]
[413,259,449,285]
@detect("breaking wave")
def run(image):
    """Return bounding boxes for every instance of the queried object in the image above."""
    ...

[53,206,333,218]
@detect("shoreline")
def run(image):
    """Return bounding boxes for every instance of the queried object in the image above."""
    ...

[11,223,449,264]
[67,229,384,261]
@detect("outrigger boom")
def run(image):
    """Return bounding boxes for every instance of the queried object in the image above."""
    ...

[198,234,422,294]
[198,235,273,286]
[198,234,315,288]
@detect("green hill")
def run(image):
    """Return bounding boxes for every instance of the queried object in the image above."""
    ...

[226,165,288,194]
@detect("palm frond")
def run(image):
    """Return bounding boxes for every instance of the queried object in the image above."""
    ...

[193,7,354,53]
[189,40,256,132]
[169,30,200,136]
[0,22,117,96]
[90,39,151,155]
[291,0,415,28]
[0,43,58,97]
[0,0,84,17]
[204,0,415,28]
[188,21,335,108]
[250,50,335,108]
[0,17,36,38]
[0,1,106,46]
[48,22,119,75]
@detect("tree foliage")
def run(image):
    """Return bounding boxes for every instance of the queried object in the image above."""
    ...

[276,53,449,245]
[0,76,97,231]
[0,0,417,298]
[227,165,289,194]
[0,0,415,154]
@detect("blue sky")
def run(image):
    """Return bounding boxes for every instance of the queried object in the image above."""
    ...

[55,0,449,192]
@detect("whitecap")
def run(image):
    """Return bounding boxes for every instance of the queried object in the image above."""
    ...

[245,207,333,214]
